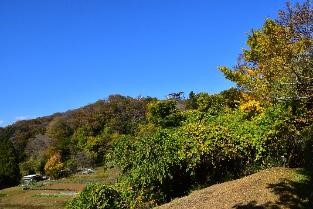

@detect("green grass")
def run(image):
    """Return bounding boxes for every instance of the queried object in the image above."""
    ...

[0,193,7,197]
[32,194,67,198]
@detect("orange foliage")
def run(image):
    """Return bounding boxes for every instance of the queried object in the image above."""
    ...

[44,152,64,179]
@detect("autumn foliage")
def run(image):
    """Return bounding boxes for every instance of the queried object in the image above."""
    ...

[44,152,64,179]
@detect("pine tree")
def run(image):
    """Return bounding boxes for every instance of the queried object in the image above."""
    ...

[0,130,20,189]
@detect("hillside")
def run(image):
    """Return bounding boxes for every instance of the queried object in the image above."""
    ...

[0,94,152,188]
[1,94,151,162]
[156,167,313,209]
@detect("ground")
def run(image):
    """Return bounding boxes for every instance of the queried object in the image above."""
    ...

[156,167,313,209]
[1,167,312,209]
[0,166,120,209]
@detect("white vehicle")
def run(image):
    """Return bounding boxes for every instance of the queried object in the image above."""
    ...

[21,174,43,187]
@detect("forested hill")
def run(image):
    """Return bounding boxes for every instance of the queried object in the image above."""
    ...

[0,94,154,187]
[0,89,242,189]
[2,94,152,159]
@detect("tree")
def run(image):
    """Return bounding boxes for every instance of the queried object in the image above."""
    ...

[186,91,198,109]
[220,88,241,109]
[46,116,72,141]
[46,116,73,159]
[167,92,185,101]
[44,152,64,179]
[0,129,20,188]
[219,1,313,105]
[19,158,42,176]
[147,100,185,128]
[192,92,227,115]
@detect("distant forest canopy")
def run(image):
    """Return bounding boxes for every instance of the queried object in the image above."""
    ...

[0,95,155,181]
[0,91,234,186]
[0,1,312,209]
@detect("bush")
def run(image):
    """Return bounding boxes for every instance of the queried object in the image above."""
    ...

[67,184,125,209]
[109,131,186,204]
[107,105,299,206]
[147,100,185,128]
[84,104,307,207]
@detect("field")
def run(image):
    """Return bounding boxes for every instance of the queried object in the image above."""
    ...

[0,167,120,209]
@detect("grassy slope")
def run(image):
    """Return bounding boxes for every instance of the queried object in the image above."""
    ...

[0,166,120,209]
[157,167,313,209]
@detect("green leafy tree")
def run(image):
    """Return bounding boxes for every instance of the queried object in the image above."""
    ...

[0,130,20,189]
[19,158,42,176]
[147,100,185,128]
[196,93,225,114]
[46,116,72,141]
[186,91,198,109]
[220,88,241,109]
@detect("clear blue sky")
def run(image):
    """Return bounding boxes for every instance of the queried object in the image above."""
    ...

[0,0,295,126]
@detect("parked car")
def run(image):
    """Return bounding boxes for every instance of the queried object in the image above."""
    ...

[21,174,44,188]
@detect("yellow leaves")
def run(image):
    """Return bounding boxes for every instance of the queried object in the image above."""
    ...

[239,92,264,115]
[246,69,255,76]
[218,66,250,88]
[240,99,264,116]
[220,13,313,104]
[44,152,64,179]
[178,123,211,163]
[137,123,156,137]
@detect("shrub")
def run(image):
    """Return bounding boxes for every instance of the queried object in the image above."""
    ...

[95,103,308,208]
[147,100,185,128]
[67,184,125,209]
[109,131,186,204]
[108,105,299,206]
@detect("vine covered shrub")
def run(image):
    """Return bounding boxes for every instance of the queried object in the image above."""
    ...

[67,104,305,208]
[67,184,126,209]
[109,130,187,204]
[106,104,299,207]
[147,100,185,128]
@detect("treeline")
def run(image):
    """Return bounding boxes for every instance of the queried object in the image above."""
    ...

[0,95,154,188]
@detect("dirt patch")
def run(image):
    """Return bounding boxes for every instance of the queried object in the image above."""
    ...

[156,167,312,209]
[42,183,85,192]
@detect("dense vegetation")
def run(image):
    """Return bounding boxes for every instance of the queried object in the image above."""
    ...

[69,2,313,208]
[0,95,153,181]
[0,1,312,208]
[0,128,20,189]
